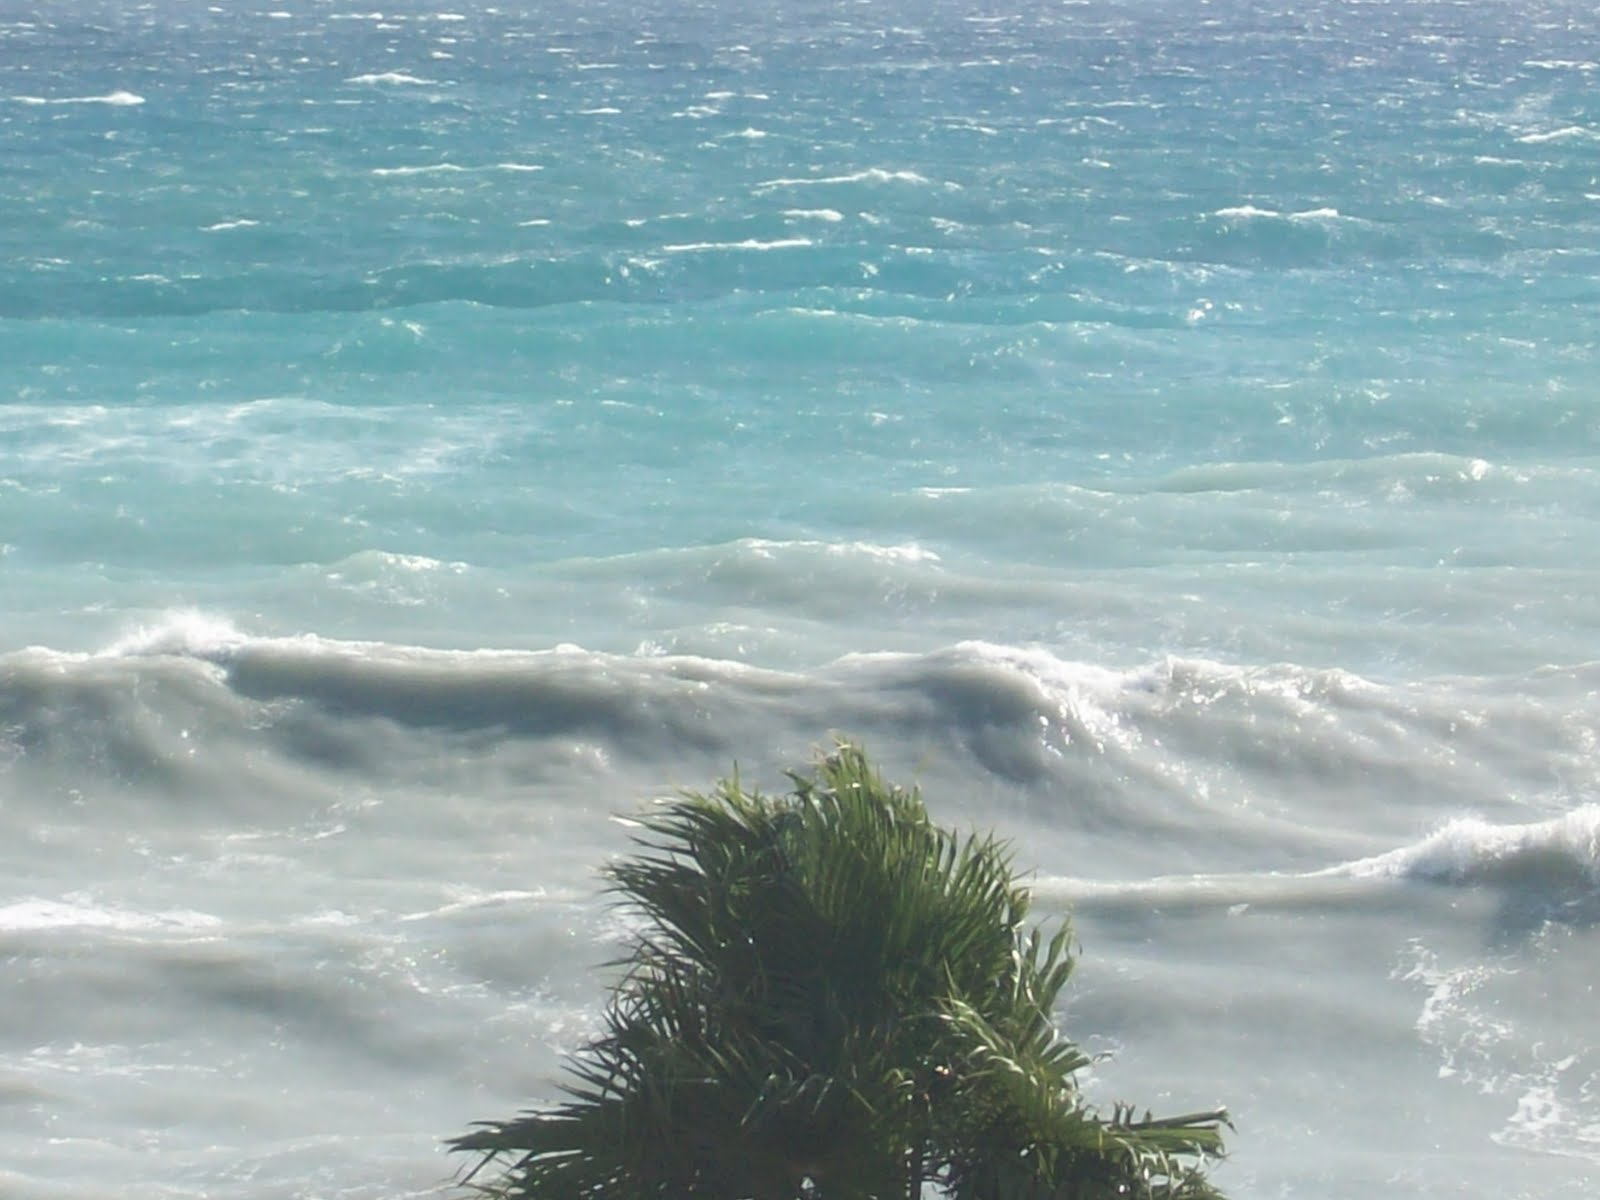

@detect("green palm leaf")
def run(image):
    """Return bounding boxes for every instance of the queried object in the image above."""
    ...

[450,743,1229,1200]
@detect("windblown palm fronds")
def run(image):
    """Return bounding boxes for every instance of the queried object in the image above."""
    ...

[451,744,1229,1199]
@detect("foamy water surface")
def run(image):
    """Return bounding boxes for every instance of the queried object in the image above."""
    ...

[3,1,1600,1196]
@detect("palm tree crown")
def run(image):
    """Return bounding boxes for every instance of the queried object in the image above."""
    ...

[452,745,1228,1199]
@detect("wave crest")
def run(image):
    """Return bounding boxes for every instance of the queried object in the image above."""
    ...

[1322,808,1600,887]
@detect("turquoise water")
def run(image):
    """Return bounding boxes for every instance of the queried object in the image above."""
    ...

[4,1,1600,1196]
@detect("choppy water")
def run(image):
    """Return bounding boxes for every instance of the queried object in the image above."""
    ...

[4,0,1600,1196]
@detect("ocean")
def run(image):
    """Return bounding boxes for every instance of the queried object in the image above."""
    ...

[3,0,1599,1195]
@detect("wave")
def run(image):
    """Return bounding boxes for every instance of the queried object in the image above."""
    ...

[1034,808,1600,933]
[370,162,544,177]
[0,898,221,935]
[344,72,436,86]
[1516,126,1599,145]
[1032,869,1376,914]
[752,168,937,193]
[371,163,472,176]
[2,244,834,317]
[102,611,256,659]
[1210,204,1354,223]
[661,238,814,253]
[11,90,144,106]
[6,616,1597,835]
[1138,451,1504,495]
[1319,808,1600,887]
[1190,202,1408,267]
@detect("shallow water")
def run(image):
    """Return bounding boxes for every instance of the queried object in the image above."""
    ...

[3,0,1599,1196]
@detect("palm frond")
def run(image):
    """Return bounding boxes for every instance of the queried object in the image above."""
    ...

[451,743,1230,1200]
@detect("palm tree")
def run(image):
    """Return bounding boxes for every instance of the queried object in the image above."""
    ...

[451,744,1228,1199]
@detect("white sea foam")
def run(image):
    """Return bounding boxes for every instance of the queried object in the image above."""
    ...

[1042,808,1600,909]
[398,889,553,921]
[345,72,435,86]
[101,611,251,660]
[372,161,541,176]
[1211,204,1361,224]
[753,168,933,193]
[1517,126,1598,144]
[662,237,813,253]
[719,537,942,567]
[8,5,1600,1196]
[1397,940,1600,1162]
[834,640,1134,759]
[0,898,221,934]
[324,551,470,606]
[1320,807,1600,885]
[352,550,466,574]
[371,162,468,176]
[12,90,145,106]
[733,538,941,565]
[201,218,261,232]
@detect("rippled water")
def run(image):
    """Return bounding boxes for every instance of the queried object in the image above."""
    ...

[3,1,1599,1196]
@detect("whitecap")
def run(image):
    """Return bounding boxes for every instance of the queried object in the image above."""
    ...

[1522,59,1597,72]
[371,162,468,176]
[1212,204,1281,219]
[370,551,462,573]
[1210,205,1362,224]
[730,537,941,566]
[345,72,435,86]
[753,168,933,193]
[101,611,250,660]
[662,237,813,253]
[0,898,221,934]
[1517,126,1597,144]
[12,90,145,106]
[1318,807,1600,886]
[826,541,940,564]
